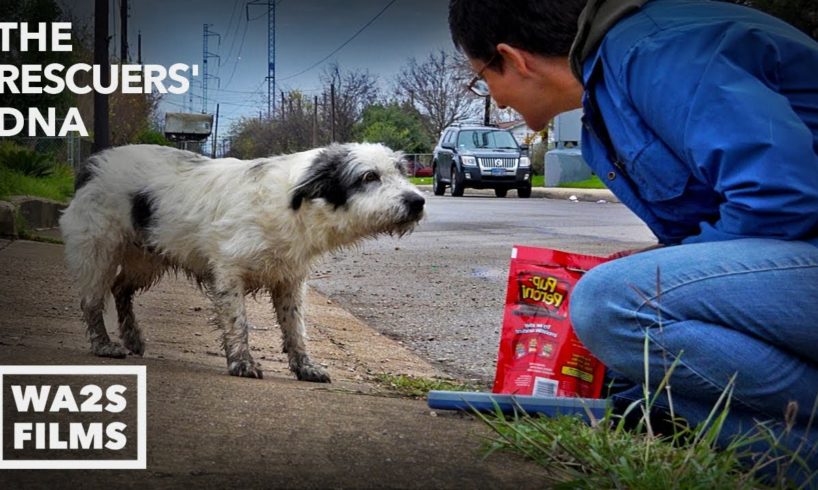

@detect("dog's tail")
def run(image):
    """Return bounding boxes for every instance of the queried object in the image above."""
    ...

[74,154,103,191]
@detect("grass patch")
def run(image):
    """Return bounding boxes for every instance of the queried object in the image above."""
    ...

[376,373,480,399]
[557,175,607,189]
[476,354,816,488]
[411,175,545,187]
[17,229,64,244]
[478,409,778,489]
[409,174,605,189]
[409,177,432,185]
[0,164,74,203]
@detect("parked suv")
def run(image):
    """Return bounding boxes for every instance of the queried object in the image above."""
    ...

[432,124,532,198]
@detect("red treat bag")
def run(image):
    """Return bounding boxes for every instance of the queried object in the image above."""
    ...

[492,245,610,398]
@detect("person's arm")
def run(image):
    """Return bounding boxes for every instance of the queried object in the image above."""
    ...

[620,25,818,243]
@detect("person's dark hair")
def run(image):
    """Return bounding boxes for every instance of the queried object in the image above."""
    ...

[449,0,587,68]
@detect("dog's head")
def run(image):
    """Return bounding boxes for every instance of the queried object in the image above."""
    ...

[290,143,425,239]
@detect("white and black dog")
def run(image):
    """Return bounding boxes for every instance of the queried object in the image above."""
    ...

[59,143,425,382]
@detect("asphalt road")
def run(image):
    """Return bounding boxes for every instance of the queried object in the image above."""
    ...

[308,192,657,385]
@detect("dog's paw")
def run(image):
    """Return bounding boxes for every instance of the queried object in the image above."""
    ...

[92,342,129,359]
[121,333,145,356]
[229,359,264,379]
[296,364,331,383]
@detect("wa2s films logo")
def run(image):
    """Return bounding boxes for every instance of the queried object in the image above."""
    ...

[0,365,146,469]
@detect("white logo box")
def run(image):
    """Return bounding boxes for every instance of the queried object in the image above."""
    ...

[0,365,146,470]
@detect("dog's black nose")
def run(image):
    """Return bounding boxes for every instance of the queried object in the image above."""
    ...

[403,193,425,216]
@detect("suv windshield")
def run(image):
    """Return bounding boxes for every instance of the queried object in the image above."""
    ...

[456,130,518,150]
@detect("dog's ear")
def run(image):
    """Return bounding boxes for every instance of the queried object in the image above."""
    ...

[291,145,350,210]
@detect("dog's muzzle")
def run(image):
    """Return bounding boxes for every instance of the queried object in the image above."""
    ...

[402,192,425,220]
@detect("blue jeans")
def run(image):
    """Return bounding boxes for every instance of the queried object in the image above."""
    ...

[570,238,818,481]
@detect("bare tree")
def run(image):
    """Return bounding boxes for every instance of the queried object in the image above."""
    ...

[320,63,380,142]
[227,90,321,158]
[395,50,479,139]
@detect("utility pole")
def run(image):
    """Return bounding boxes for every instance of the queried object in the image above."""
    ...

[247,0,276,119]
[120,0,128,61]
[322,91,327,143]
[330,83,336,143]
[280,90,285,119]
[202,24,220,114]
[137,30,142,64]
[93,0,110,152]
[312,95,318,147]
[211,103,220,158]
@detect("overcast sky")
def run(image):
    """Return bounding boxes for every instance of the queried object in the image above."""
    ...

[60,0,454,130]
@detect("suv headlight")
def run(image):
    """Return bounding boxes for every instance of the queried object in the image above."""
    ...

[519,156,530,168]
[461,156,477,167]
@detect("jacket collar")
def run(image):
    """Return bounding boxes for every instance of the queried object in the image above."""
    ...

[569,0,650,83]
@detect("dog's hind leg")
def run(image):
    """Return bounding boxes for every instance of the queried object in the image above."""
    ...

[111,248,164,356]
[112,279,143,355]
[80,295,128,358]
[271,280,331,383]
[69,242,129,359]
[209,271,263,379]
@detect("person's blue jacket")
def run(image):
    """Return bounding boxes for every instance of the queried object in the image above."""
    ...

[579,0,818,246]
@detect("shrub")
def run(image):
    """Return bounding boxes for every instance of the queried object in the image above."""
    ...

[0,141,56,177]
[529,142,546,176]
[133,128,173,146]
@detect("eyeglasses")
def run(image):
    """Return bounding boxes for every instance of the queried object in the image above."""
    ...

[466,54,496,97]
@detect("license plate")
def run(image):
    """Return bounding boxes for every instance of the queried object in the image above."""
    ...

[491,168,505,176]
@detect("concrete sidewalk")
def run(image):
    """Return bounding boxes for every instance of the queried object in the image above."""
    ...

[0,238,548,489]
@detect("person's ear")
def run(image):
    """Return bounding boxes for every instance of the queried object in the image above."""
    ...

[496,43,533,77]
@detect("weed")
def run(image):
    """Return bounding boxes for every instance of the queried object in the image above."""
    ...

[375,373,482,399]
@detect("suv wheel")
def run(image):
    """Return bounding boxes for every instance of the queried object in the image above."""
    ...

[432,165,445,196]
[494,188,508,198]
[450,167,465,197]
[518,185,532,198]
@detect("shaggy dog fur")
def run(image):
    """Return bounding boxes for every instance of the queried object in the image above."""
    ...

[59,143,425,382]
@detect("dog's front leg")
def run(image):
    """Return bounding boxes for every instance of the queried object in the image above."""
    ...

[271,280,331,383]
[210,272,263,379]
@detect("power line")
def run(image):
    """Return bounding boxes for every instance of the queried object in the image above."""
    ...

[222,19,250,89]
[210,86,266,95]
[164,96,263,111]
[215,0,245,78]
[223,0,243,51]
[278,0,398,82]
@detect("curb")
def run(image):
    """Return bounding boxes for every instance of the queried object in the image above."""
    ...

[0,196,67,238]
[0,201,16,237]
[415,185,618,203]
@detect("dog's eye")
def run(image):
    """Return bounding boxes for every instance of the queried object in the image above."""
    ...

[362,171,380,184]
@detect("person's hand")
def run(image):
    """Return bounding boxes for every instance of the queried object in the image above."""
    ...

[606,244,664,260]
